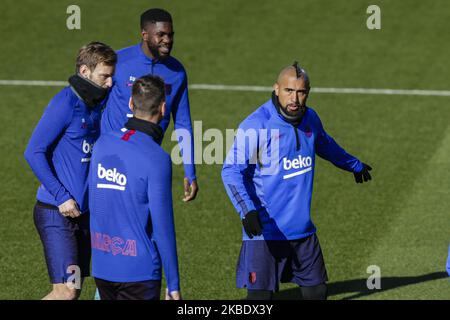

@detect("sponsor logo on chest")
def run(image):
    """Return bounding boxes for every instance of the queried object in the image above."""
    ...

[81,140,94,163]
[282,155,313,179]
[126,76,136,87]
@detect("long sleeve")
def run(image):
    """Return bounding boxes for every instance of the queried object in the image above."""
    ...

[314,111,363,173]
[221,121,261,218]
[24,91,74,205]
[447,244,450,276]
[147,153,180,292]
[172,72,196,183]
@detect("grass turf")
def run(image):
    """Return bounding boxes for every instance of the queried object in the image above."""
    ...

[0,0,449,299]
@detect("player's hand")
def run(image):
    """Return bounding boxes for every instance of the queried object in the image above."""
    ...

[353,163,372,183]
[165,288,182,300]
[183,178,198,202]
[242,210,263,239]
[58,199,81,218]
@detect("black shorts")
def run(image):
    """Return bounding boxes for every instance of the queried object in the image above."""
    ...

[94,277,161,300]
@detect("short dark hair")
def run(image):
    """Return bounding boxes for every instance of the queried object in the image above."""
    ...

[140,8,172,30]
[131,75,165,116]
[76,41,117,72]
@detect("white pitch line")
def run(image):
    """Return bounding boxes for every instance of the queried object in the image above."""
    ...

[1,79,450,97]
[190,84,270,92]
[191,84,450,97]
[0,80,67,86]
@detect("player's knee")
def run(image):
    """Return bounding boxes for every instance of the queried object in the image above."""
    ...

[246,289,273,300]
[300,283,327,300]
[53,285,80,300]
[66,288,81,300]
[60,288,80,300]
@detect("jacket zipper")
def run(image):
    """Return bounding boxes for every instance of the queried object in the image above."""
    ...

[151,60,155,74]
[292,125,300,151]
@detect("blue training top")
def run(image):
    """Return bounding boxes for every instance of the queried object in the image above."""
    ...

[24,86,101,212]
[222,97,363,240]
[89,121,180,291]
[102,43,196,183]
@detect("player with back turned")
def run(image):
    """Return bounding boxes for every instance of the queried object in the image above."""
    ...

[89,75,181,300]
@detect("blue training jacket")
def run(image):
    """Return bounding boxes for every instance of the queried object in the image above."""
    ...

[24,86,101,212]
[88,124,180,291]
[222,97,363,240]
[447,244,450,276]
[101,43,196,183]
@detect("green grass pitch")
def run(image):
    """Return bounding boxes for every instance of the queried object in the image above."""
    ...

[0,0,449,299]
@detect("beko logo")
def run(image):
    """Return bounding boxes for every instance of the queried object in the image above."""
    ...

[282,155,313,180]
[97,163,127,191]
[81,140,94,163]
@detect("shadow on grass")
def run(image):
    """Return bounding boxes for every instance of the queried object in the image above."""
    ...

[274,272,448,300]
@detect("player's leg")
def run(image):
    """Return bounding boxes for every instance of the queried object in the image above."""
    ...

[246,289,273,300]
[236,240,288,300]
[33,201,83,300]
[43,281,84,300]
[299,283,327,300]
[290,234,328,300]
[115,280,162,300]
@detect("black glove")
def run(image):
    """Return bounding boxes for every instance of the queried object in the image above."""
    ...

[354,163,372,183]
[242,210,263,239]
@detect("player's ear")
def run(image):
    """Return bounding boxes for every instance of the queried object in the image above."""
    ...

[141,29,148,41]
[160,101,166,117]
[128,97,134,112]
[79,64,90,79]
[273,83,280,96]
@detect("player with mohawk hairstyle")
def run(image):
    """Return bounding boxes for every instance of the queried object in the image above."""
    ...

[222,62,372,300]
[292,61,302,78]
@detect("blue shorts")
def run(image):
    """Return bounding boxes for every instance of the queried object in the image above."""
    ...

[236,234,328,291]
[33,201,91,284]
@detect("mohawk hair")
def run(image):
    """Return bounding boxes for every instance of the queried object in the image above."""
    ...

[292,61,302,79]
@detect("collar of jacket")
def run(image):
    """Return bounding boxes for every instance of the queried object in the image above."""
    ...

[270,91,306,127]
[124,117,164,144]
[68,74,108,108]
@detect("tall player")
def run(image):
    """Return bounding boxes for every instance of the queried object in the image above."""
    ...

[102,8,198,201]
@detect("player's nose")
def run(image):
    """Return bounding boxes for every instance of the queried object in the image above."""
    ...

[162,34,172,43]
[105,78,113,88]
